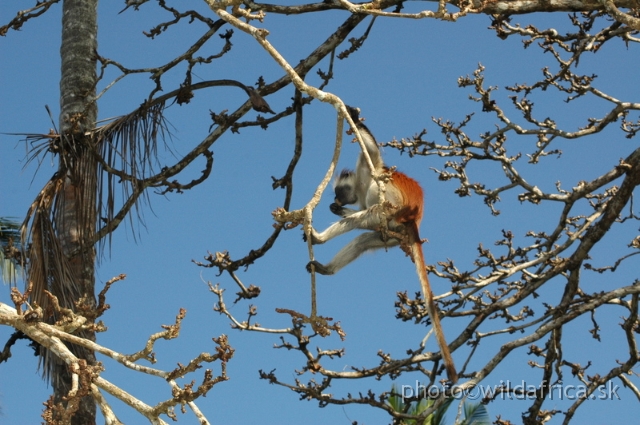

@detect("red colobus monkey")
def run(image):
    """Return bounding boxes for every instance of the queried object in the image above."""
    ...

[305,106,458,383]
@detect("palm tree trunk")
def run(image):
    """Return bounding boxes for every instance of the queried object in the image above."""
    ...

[53,1,99,423]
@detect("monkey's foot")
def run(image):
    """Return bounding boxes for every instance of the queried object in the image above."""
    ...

[302,231,322,245]
[306,261,333,275]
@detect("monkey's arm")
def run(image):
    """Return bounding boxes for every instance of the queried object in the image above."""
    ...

[306,205,387,245]
[305,204,400,274]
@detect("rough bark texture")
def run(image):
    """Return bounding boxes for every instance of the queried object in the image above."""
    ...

[54,1,99,424]
[468,0,640,14]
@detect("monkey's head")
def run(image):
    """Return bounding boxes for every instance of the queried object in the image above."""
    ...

[345,105,361,123]
[333,169,358,206]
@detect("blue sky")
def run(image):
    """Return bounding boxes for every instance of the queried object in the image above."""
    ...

[1,1,639,424]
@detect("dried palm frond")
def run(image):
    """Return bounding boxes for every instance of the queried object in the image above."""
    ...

[21,174,80,315]
[88,79,269,247]
[20,167,95,385]
[14,101,172,254]
[92,100,172,247]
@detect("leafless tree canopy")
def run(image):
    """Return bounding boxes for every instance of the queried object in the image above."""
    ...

[1,1,639,424]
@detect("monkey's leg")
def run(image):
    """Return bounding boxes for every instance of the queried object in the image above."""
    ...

[307,207,386,245]
[307,232,398,275]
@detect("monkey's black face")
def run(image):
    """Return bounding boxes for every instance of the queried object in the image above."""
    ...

[334,170,357,206]
[334,184,357,207]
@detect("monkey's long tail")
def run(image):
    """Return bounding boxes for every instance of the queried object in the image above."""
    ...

[409,223,458,384]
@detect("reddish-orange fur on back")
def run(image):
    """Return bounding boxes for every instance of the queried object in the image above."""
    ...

[391,171,423,226]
